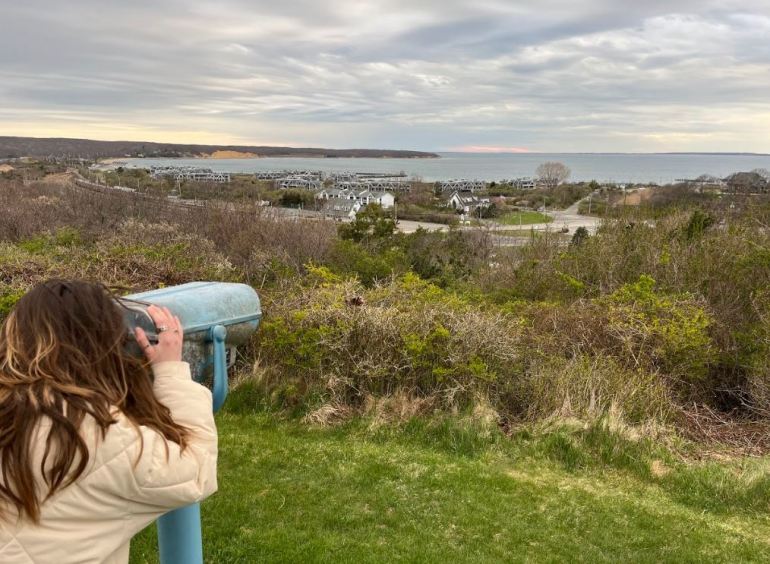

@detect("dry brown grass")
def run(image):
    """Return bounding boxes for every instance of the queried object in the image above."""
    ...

[1,177,337,285]
[518,356,672,423]
[364,392,436,428]
[302,403,354,427]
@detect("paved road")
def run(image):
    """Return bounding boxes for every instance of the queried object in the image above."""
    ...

[548,206,602,234]
[476,194,602,236]
[395,219,450,233]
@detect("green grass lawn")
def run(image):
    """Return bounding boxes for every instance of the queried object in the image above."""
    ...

[496,211,553,226]
[130,400,770,563]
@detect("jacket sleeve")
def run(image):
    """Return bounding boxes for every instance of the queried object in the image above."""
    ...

[122,361,218,513]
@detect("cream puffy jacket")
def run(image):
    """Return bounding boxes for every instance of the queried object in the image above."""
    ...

[0,361,218,563]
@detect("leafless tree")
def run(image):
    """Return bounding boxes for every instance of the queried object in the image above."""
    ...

[752,168,770,181]
[536,161,571,188]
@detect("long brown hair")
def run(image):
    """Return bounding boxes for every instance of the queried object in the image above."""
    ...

[0,279,189,522]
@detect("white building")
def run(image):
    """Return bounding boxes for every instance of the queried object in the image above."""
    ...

[316,189,394,209]
[356,190,395,209]
[445,190,491,213]
[315,188,352,200]
[322,198,361,220]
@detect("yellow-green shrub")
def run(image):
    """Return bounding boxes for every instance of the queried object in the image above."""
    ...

[602,275,716,385]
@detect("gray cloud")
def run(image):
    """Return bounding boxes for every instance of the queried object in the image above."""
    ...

[0,1,769,151]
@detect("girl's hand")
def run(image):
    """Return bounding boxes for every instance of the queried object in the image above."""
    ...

[134,305,184,365]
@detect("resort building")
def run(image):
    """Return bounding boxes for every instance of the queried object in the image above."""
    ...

[277,176,323,190]
[505,177,536,189]
[437,179,487,193]
[151,166,231,183]
[315,188,395,209]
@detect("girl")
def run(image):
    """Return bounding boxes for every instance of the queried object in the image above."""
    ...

[0,279,218,563]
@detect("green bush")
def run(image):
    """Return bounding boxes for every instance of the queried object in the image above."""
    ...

[252,271,723,423]
[18,226,84,254]
[0,220,239,299]
[278,189,315,208]
[0,286,25,319]
[338,204,396,243]
[254,275,521,413]
[327,239,407,286]
[602,275,716,385]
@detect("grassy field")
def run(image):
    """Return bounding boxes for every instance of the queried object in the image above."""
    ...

[496,211,553,226]
[129,391,770,563]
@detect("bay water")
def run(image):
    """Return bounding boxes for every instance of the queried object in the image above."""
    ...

[118,152,770,184]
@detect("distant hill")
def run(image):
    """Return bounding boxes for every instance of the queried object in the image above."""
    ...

[0,136,439,160]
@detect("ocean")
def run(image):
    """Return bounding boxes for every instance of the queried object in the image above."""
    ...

[117,152,770,184]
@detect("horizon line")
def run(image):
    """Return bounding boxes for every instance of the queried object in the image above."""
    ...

[1,134,768,157]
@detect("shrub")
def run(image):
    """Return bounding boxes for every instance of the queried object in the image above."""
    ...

[327,239,407,286]
[191,204,336,283]
[743,291,770,416]
[18,226,84,253]
[0,286,25,319]
[255,276,522,414]
[0,220,239,301]
[570,226,589,246]
[279,189,315,208]
[338,205,396,243]
[601,275,716,386]
[506,277,715,403]
[253,273,691,423]
[682,209,715,241]
[400,228,493,287]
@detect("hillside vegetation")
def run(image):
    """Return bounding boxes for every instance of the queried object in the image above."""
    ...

[4,174,770,432]
[2,169,770,561]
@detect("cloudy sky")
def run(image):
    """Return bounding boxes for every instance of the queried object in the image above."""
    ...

[1,1,769,152]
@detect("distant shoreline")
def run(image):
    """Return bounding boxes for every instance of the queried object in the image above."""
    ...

[192,151,438,160]
[0,136,440,160]
[192,149,439,160]
[110,154,439,161]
